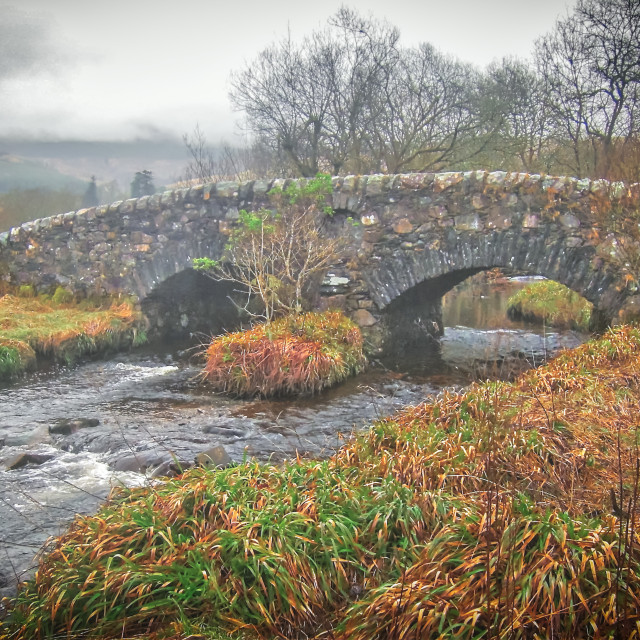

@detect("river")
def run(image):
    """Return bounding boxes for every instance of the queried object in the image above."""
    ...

[0,276,586,598]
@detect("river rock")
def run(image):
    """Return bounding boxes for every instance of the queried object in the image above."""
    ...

[4,426,52,447]
[4,452,55,470]
[195,445,232,468]
[113,451,166,474]
[202,417,248,438]
[49,417,100,435]
[353,309,377,327]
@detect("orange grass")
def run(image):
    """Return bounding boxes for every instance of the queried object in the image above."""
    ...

[203,311,366,397]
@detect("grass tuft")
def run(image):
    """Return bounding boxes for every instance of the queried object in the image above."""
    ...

[0,291,147,380]
[203,311,366,397]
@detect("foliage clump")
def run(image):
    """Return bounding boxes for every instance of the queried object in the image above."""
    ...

[51,286,73,305]
[0,291,147,380]
[203,311,365,397]
[506,279,593,330]
[5,326,640,639]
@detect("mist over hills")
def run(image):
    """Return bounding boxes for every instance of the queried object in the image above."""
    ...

[0,137,190,194]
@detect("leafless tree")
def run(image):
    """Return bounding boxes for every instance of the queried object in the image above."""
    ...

[181,125,279,185]
[229,9,403,176]
[368,43,482,173]
[479,57,552,173]
[536,0,640,178]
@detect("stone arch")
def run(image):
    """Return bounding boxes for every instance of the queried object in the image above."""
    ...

[357,228,627,353]
[366,229,624,315]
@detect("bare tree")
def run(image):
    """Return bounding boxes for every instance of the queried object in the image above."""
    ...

[480,57,552,172]
[181,125,279,185]
[368,44,482,173]
[182,124,218,184]
[229,9,403,176]
[536,0,640,178]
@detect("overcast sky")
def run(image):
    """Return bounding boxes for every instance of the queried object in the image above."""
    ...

[1,0,574,143]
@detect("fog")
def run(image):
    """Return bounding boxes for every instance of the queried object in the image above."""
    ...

[1,0,573,143]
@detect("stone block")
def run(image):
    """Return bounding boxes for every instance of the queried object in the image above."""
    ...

[560,213,580,228]
[400,174,425,189]
[317,294,347,311]
[393,218,414,234]
[365,174,387,195]
[434,172,464,191]
[360,212,379,226]
[472,194,486,209]
[216,181,239,198]
[353,309,377,326]
[195,445,232,468]
[341,175,358,193]
[454,213,481,231]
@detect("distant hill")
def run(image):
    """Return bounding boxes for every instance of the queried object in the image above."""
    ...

[0,154,87,194]
[0,138,190,194]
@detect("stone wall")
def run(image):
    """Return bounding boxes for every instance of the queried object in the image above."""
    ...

[0,170,637,350]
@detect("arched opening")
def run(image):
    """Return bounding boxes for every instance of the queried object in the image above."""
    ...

[141,269,247,341]
[376,266,593,379]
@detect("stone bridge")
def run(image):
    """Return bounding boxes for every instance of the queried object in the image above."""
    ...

[0,170,637,352]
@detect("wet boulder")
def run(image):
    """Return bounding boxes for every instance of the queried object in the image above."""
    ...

[49,418,100,435]
[113,451,168,474]
[4,452,55,470]
[149,459,192,478]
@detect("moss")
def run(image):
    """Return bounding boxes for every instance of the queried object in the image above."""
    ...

[17,284,35,298]
[51,286,73,305]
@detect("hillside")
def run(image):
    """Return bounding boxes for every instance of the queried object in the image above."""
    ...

[0,138,189,192]
[0,154,86,194]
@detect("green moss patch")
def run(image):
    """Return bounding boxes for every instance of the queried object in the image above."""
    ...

[506,279,593,330]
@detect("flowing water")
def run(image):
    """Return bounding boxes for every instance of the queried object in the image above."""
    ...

[0,277,586,597]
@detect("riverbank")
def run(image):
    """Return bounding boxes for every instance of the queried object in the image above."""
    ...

[3,324,640,639]
[0,290,147,381]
